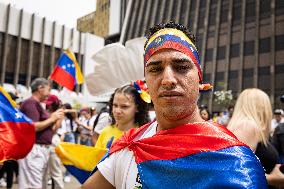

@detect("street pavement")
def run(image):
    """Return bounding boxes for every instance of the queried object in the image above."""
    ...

[7,175,81,189]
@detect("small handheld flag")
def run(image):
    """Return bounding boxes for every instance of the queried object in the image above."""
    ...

[50,49,84,91]
[0,86,35,163]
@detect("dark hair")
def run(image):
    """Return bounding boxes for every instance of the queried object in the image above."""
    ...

[63,103,74,131]
[31,78,50,92]
[199,108,211,121]
[144,21,196,49]
[109,85,150,126]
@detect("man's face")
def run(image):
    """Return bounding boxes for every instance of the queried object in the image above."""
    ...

[145,49,200,121]
[38,84,50,101]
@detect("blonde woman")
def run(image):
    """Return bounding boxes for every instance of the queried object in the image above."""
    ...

[228,88,284,188]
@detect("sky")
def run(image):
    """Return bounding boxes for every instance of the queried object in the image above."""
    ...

[0,0,96,28]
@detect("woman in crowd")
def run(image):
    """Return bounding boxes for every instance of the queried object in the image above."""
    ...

[95,84,150,149]
[227,88,284,188]
[76,108,93,146]
[45,94,64,189]
[60,103,77,182]
[199,107,210,121]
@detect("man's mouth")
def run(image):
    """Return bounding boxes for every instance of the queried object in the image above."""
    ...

[158,91,183,97]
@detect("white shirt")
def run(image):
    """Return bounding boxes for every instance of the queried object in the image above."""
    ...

[60,118,77,135]
[97,121,157,189]
[271,118,284,132]
[94,112,111,134]
[89,114,98,129]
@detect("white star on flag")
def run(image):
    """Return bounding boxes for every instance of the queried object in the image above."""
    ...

[15,112,22,119]
[62,65,66,69]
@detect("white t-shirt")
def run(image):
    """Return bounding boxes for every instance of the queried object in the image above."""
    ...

[89,115,97,128]
[94,112,111,134]
[97,121,157,189]
[59,118,78,134]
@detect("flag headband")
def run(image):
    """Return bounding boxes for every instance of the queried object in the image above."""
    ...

[144,28,202,82]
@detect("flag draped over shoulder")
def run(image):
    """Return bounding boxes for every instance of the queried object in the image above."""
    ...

[55,143,107,184]
[0,86,35,163]
[50,49,84,91]
[109,122,267,188]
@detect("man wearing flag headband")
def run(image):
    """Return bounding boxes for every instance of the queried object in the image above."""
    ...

[82,22,267,189]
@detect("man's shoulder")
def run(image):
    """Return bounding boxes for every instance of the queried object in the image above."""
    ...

[20,97,38,109]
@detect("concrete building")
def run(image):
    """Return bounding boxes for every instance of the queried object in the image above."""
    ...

[77,11,96,34]
[77,0,126,42]
[118,0,284,110]
[77,0,110,38]
[0,3,105,104]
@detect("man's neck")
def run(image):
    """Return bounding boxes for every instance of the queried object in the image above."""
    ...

[32,93,41,102]
[156,107,204,131]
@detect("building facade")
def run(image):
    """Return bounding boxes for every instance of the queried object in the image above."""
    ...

[77,0,110,38]
[0,3,105,99]
[119,0,284,110]
[77,11,96,34]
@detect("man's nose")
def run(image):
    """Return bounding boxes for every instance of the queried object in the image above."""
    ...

[161,66,177,89]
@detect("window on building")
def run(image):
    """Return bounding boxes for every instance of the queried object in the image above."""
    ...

[220,0,229,23]
[229,70,238,93]
[230,43,240,58]
[203,73,211,82]
[200,0,207,9]
[246,0,256,23]
[260,0,271,19]
[259,37,270,53]
[217,46,226,60]
[243,68,254,89]
[258,66,270,92]
[276,35,284,51]
[232,1,241,25]
[276,0,284,15]
[229,70,238,79]
[215,72,225,91]
[209,3,217,26]
[205,48,213,61]
[198,9,205,28]
[244,68,253,77]
[244,40,254,55]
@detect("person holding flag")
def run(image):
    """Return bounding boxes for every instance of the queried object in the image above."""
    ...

[18,78,64,189]
[50,49,84,91]
[82,22,267,189]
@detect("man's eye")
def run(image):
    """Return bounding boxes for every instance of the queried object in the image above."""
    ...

[148,67,162,73]
[175,65,190,71]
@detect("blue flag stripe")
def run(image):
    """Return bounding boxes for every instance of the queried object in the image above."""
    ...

[137,146,267,189]
[0,101,32,123]
[65,165,91,184]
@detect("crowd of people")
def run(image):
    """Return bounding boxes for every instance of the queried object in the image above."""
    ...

[1,21,284,189]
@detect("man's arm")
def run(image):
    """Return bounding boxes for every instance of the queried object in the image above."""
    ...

[34,109,64,132]
[81,171,114,189]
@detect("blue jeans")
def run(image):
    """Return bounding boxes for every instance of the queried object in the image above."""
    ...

[80,134,93,146]
[63,133,75,143]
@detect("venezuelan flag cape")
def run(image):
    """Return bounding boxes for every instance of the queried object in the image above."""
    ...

[55,143,107,184]
[108,122,267,188]
[0,86,35,163]
[50,49,84,91]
